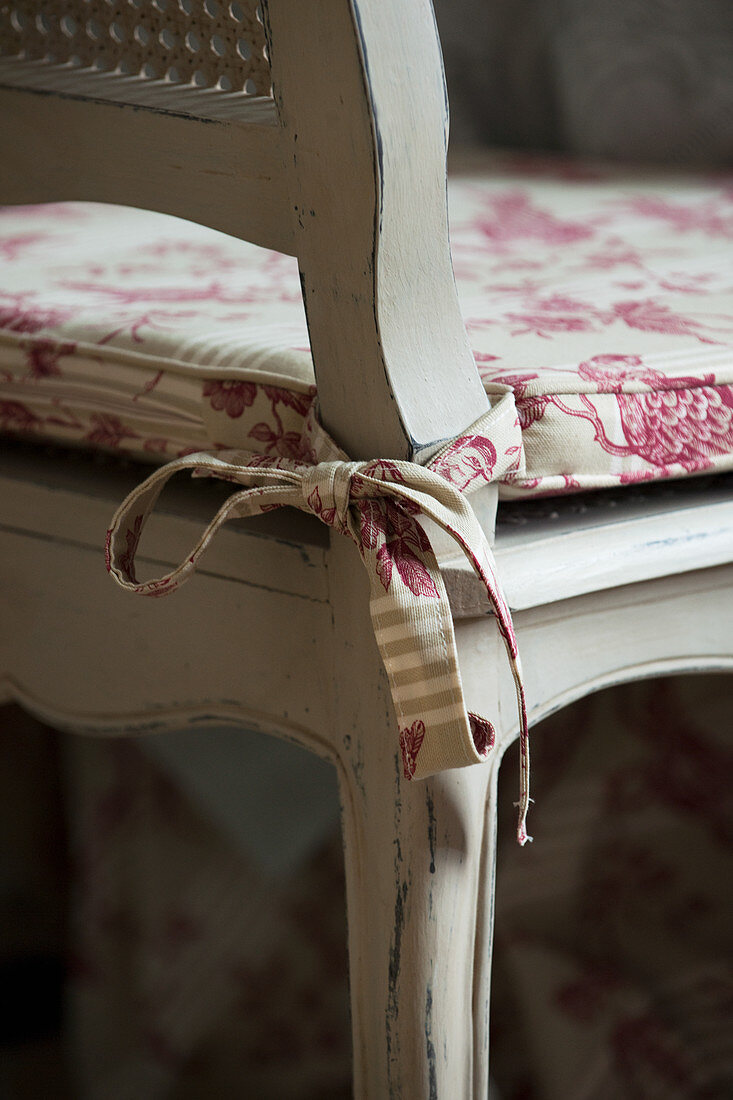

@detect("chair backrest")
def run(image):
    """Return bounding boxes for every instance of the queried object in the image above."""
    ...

[0,0,488,461]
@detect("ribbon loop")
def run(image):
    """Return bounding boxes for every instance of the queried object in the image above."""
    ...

[105,403,532,844]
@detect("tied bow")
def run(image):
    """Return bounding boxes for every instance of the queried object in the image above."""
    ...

[106,398,532,844]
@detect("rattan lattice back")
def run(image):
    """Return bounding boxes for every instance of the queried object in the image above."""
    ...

[0,0,271,95]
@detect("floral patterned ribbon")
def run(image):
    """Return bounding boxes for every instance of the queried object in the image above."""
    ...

[105,395,533,843]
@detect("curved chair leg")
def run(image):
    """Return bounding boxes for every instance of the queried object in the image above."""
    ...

[329,536,500,1099]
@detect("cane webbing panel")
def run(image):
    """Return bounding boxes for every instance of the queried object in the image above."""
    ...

[0,0,270,95]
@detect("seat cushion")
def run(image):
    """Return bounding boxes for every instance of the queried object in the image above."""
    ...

[1,155,732,497]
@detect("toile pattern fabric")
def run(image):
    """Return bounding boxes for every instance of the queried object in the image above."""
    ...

[490,675,733,1100]
[105,400,533,843]
[1,155,732,497]
[60,731,354,1100]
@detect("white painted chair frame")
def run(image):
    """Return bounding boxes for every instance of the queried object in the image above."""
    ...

[1,1,733,1096]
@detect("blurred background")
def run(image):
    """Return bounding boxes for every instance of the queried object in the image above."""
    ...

[435,0,733,165]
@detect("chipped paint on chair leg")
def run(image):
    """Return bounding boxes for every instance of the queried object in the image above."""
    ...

[329,534,499,1098]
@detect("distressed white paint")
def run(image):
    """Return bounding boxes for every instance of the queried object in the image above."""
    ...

[446,479,733,615]
[2,446,732,1098]
[1,0,732,1096]
[250,0,488,460]
[0,72,292,254]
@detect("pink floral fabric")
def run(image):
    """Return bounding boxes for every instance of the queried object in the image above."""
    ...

[1,155,732,495]
[61,732,353,1100]
[490,674,733,1099]
[104,400,533,843]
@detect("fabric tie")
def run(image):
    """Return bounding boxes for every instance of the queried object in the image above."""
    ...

[105,396,532,844]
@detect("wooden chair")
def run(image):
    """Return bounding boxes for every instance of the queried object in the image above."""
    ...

[1,1,732,1095]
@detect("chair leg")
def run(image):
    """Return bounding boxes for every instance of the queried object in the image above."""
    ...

[329,536,500,1098]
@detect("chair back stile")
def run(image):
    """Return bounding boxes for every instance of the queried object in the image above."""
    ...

[0,0,272,93]
[0,0,488,461]
[264,0,489,460]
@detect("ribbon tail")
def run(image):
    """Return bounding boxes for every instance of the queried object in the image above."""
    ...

[451,532,531,845]
[345,498,497,787]
[376,479,532,846]
[425,508,531,844]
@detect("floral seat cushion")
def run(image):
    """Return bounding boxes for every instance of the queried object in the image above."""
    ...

[1,155,732,498]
